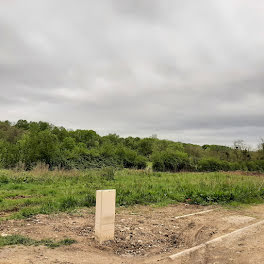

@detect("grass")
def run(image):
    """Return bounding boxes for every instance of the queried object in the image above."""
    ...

[0,234,76,248]
[0,169,264,219]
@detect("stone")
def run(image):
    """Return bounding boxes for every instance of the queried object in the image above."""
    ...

[95,189,116,243]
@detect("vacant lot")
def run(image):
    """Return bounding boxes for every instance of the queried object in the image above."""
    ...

[1,204,264,263]
[1,170,264,263]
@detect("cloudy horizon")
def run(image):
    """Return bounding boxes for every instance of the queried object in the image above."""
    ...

[1,1,264,148]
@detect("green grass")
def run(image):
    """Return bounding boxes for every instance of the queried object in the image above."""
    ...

[0,234,76,248]
[0,169,264,219]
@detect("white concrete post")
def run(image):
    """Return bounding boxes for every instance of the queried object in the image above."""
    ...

[95,189,116,243]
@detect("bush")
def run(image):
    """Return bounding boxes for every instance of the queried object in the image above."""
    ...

[246,161,258,172]
[134,155,148,169]
[115,147,147,169]
[152,153,165,171]
[152,151,190,172]
[184,157,199,172]
[198,158,232,172]
[256,160,264,171]
[229,162,241,171]
[245,160,264,172]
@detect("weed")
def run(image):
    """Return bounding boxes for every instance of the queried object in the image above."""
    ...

[0,175,9,184]
[59,196,78,211]
[0,234,35,246]
[39,238,76,248]
[101,167,116,181]
[0,234,76,248]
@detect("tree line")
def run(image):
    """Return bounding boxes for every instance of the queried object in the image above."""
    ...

[0,120,264,172]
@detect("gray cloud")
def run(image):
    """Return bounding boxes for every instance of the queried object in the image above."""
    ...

[0,0,264,147]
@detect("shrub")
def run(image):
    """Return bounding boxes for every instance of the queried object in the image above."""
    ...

[115,147,147,169]
[246,161,258,171]
[245,160,264,172]
[134,155,148,169]
[122,149,137,168]
[198,158,231,172]
[152,151,190,172]
[152,153,165,171]
[184,157,199,172]
[256,160,264,171]
[229,162,241,171]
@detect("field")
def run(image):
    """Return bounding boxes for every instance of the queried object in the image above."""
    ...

[1,169,264,220]
[1,169,264,263]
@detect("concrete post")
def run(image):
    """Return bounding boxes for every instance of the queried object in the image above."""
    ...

[95,189,116,243]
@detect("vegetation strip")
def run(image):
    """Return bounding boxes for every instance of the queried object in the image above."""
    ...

[0,234,76,248]
[168,219,264,261]
[0,120,264,173]
[1,170,264,219]
[174,209,215,219]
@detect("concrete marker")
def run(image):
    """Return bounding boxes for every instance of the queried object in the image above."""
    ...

[95,189,116,243]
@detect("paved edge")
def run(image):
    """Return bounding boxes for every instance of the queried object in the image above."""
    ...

[174,209,215,220]
[168,218,264,261]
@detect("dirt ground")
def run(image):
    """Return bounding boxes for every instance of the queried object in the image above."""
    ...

[1,203,264,264]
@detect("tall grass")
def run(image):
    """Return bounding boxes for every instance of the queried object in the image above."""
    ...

[0,169,264,219]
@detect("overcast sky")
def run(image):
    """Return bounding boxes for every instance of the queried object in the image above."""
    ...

[0,1,264,147]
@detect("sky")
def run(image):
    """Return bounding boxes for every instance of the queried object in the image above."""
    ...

[0,0,264,147]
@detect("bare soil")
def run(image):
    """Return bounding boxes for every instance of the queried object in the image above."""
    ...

[226,171,264,177]
[0,203,264,264]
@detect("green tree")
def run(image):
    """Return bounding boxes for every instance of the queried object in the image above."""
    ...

[19,130,60,168]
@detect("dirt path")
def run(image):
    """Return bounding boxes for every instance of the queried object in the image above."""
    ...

[1,204,264,264]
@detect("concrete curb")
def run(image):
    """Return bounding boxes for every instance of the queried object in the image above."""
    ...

[174,209,214,220]
[168,218,264,261]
